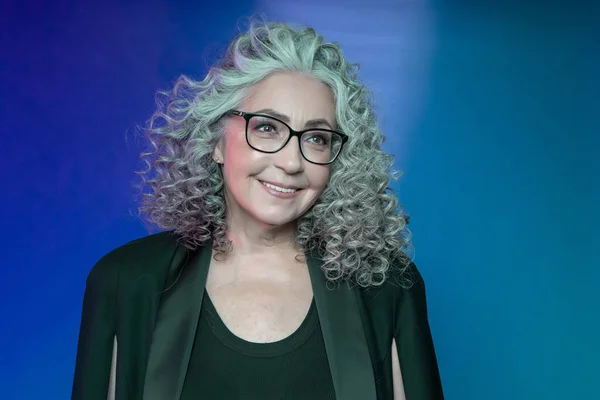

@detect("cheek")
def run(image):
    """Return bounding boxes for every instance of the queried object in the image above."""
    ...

[223,139,255,177]
[308,167,331,191]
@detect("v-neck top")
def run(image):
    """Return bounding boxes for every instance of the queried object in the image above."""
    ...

[180,292,336,399]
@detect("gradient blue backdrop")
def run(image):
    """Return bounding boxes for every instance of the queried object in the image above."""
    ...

[1,1,598,399]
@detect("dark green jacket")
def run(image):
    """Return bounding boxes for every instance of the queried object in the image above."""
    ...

[72,232,444,399]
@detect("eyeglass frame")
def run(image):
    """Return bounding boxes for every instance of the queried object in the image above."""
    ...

[227,109,349,165]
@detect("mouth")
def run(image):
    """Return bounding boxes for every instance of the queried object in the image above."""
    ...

[258,180,304,195]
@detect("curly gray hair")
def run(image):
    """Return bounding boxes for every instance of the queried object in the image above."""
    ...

[137,18,413,287]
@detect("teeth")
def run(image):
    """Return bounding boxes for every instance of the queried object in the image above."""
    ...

[261,181,297,193]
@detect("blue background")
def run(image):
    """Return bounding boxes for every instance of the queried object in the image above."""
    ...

[1,1,598,399]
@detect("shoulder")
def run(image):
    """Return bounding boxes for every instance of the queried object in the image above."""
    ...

[357,258,427,323]
[359,257,423,298]
[86,231,181,291]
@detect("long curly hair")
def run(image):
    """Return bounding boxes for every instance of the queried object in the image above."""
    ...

[137,18,414,288]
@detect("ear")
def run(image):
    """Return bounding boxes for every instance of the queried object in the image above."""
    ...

[212,137,225,162]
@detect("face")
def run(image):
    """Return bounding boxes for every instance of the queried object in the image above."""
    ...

[213,71,336,230]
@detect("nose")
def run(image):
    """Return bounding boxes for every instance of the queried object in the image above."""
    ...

[273,136,304,173]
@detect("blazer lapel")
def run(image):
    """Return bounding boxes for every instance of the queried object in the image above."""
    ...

[142,242,212,400]
[306,250,377,400]
[141,241,376,400]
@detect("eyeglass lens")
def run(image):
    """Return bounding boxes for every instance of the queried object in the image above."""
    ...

[247,115,343,163]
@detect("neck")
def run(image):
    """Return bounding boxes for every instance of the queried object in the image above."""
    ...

[224,214,299,258]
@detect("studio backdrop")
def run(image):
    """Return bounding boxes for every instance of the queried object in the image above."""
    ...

[0,1,598,399]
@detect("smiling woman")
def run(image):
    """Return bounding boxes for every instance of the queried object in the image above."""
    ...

[72,17,444,400]
[212,72,337,233]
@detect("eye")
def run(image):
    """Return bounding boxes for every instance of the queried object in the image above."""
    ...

[305,133,330,145]
[255,123,277,133]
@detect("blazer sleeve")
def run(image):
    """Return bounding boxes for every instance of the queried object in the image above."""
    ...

[72,255,119,400]
[393,263,444,399]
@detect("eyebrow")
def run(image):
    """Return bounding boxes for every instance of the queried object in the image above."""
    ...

[253,108,335,130]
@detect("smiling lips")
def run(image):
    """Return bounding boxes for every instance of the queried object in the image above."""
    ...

[259,179,302,191]
[262,182,297,193]
[258,180,303,198]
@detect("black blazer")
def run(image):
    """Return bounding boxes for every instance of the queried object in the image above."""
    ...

[72,232,444,399]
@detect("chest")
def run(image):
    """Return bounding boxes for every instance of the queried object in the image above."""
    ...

[204,256,314,343]
[110,242,398,400]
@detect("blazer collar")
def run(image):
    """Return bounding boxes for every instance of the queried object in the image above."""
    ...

[142,239,376,400]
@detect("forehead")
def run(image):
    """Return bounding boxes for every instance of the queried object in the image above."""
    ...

[242,72,336,124]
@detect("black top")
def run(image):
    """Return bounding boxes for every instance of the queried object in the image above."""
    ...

[181,293,336,399]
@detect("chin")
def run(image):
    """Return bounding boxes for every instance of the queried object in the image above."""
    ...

[254,211,299,227]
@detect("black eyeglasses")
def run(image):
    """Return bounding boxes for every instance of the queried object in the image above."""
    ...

[227,110,348,165]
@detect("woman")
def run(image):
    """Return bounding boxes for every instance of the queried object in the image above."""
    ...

[72,19,444,400]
